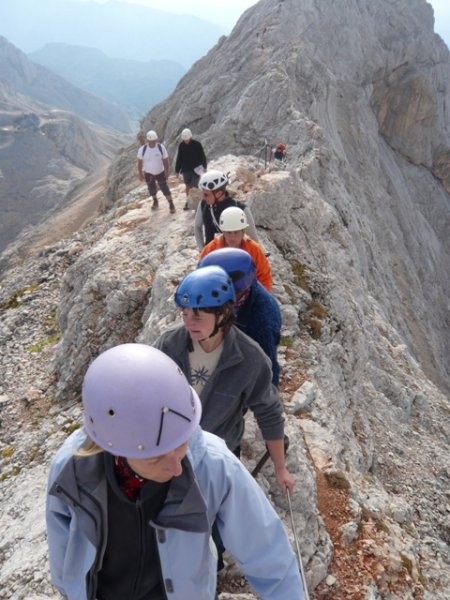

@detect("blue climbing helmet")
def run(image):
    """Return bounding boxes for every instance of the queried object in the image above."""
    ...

[198,248,256,294]
[175,265,235,308]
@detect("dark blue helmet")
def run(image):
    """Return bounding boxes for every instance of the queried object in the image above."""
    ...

[198,248,256,294]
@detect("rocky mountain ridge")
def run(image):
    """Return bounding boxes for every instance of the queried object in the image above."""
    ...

[0,0,449,598]
[0,35,131,255]
[0,36,130,132]
[29,43,186,125]
[108,0,450,393]
[0,158,449,599]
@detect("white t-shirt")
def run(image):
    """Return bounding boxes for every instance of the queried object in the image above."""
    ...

[137,143,168,175]
[189,339,223,395]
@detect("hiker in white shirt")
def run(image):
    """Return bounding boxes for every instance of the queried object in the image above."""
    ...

[137,130,176,214]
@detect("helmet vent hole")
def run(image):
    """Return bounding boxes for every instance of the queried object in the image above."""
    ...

[211,290,219,298]
[108,409,115,417]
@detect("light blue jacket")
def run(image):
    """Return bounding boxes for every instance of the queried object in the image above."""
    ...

[46,427,304,600]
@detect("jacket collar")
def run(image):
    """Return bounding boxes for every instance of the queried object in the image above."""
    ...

[152,449,209,533]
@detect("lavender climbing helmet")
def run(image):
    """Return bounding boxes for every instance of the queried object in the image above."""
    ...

[82,344,201,457]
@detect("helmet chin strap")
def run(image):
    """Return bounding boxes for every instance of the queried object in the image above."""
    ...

[212,189,226,204]
[207,314,223,339]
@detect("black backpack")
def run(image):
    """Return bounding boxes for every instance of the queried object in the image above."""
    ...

[142,143,164,157]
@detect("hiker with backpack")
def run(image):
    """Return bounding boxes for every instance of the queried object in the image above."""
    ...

[137,130,176,214]
[174,128,207,210]
[199,248,282,387]
[193,170,259,248]
[199,206,273,291]
[46,343,304,599]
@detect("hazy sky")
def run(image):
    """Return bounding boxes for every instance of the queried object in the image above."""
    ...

[85,0,449,45]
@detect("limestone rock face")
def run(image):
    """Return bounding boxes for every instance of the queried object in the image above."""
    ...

[0,1,450,599]
[0,35,130,132]
[107,0,450,197]
[0,35,130,255]
[109,0,450,392]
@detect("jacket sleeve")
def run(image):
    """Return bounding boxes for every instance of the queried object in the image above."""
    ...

[242,342,284,440]
[46,430,97,600]
[46,490,72,597]
[152,331,168,353]
[199,143,207,169]
[216,453,304,599]
[194,203,205,249]
[252,244,273,291]
[175,144,181,173]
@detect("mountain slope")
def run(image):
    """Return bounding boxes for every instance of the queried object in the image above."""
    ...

[109,0,450,392]
[0,35,130,132]
[0,1,449,598]
[29,43,186,122]
[0,35,130,254]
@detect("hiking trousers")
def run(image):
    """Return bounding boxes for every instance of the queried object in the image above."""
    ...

[144,171,171,198]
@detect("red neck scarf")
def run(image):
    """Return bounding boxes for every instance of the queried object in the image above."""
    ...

[114,456,147,501]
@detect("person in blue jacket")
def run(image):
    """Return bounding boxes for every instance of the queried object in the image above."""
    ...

[46,344,304,600]
[199,247,282,387]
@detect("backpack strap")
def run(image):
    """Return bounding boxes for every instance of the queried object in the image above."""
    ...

[209,206,221,233]
[142,144,164,157]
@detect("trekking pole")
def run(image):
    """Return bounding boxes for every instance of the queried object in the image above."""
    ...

[286,488,310,600]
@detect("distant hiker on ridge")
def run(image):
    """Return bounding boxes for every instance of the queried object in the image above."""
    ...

[194,170,258,249]
[272,142,287,163]
[175,128,207,211]
[137,130,176,214]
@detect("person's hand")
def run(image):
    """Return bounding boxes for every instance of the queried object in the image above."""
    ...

[138,172,144,182]
[275,467,295,494]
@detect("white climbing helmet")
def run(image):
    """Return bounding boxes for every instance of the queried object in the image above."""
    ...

[199,170,228,191]
[181,128,192,140]
[146,130,158,140]
[219,206,248,232]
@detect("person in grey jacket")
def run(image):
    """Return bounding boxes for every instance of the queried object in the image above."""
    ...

[153,265,294,493]
[46,344,305,600]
